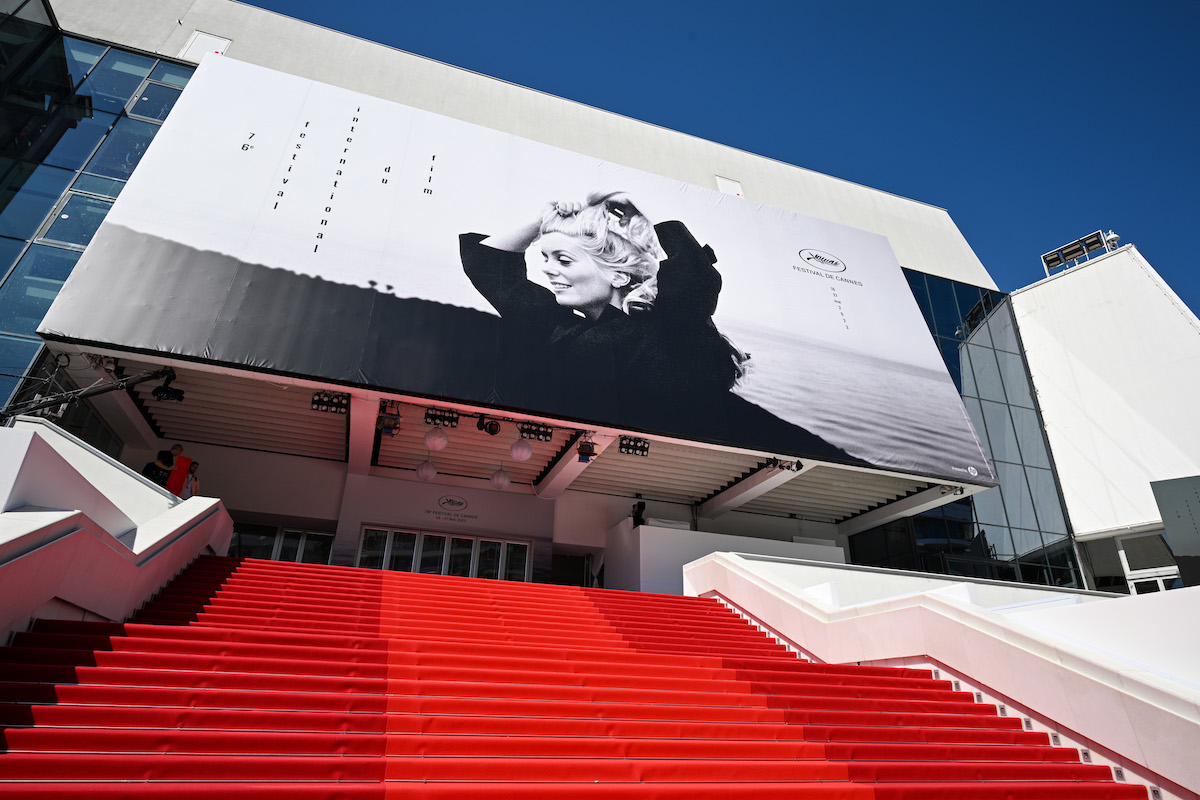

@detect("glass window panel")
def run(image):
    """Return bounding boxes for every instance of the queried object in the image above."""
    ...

[0,333,40,404]
[979,398,1017,462]
[83,116,158,181]
[0,162,74,239]
[230,526,276,560]
[953,283,985,333]
[978,524,1016,561]
[943,499,973,523]
[358,528,388,569]
[987,302,1020,353]
[300,533,333,565]
[903,269,935,331]
[966,344,1006,403]
[42,193,112,246]
[1019,559,1052,586]
[0,236,24,277]
[1011,407,1050,468]
[959,343,978,398]
[504,543,529,581]
[936,337,961,390]
[980,400,1020,464]
[149,61,194,88]
[447,537,474,577]
[926,275,963,338]
[0,244,80,333]
[965,309,994,348]
[62,37,108,89]
[387,532,416,571]
[75,49,156,113]
[1131,580,1160,594]
[971,485,1008,527]
[1011,527,1045,559]
[995,350,1034,408]
[72,173,124,198]
[476,540,502,579]
[913,515,950,551]
[996,462,1039,530]
[129,82,182,121]
[1122,535,1176,570]
[419,534,447,574]
[278,530,301,562]
[12,0,49,24]
[1027,467,1067,534]
[41,110,117,170]
[850,529,888,563]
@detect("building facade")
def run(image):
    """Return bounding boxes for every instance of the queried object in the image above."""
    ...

[12,0,1194,596]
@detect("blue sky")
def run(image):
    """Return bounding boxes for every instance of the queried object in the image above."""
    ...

[242,0,1199,312]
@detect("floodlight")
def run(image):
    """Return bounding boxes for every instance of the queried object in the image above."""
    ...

[618,436,650,457]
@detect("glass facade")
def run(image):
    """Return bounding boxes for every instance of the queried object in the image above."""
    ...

[852,270,1084,588]
[0,2,193,444]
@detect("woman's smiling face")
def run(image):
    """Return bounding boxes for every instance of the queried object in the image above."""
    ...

[539,232,620,319]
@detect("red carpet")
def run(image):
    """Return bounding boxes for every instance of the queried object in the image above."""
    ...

[0,555,1145,798]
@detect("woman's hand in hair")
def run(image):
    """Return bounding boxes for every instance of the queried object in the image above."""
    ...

[548,200,582,217]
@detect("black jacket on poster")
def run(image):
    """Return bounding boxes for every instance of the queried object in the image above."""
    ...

[460,221,860,465]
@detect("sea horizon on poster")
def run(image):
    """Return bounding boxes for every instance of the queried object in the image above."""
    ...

[41,57,994,485]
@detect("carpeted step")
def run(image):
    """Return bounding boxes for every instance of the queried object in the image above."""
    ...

[0,556,1147,799]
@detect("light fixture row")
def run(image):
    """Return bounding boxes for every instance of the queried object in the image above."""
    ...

[424,408,459,427]
[618,436,650,457]
[311,390,349,414]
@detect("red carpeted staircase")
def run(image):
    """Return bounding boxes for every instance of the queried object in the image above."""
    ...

[0,555,1145,798]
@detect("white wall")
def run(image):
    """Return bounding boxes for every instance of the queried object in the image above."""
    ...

[124,441,346,524]
[606,521,844,594]
[1011,246,1200,537]
[50,0,995,289]
[553,488,842,551]
[684,553,1200,797]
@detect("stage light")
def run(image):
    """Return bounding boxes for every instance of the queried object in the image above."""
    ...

[510,439,533,462]
[476,416,501,436]
[376,399,401,436]
[416,460,437,481]
[424,408,459,427]
[152,371,185,403]
[518,422,554,441]
[1059,241,1086,261]
[618,436,649,457]
[424,428,449,451]
[311,390,348,414]
[490,467,510,490]
[1041,231,1110,277]
[577,440,597,463]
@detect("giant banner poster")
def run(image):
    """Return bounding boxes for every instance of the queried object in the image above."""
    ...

[41,57,993,484]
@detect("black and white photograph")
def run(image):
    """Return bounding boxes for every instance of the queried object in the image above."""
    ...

[40,56,992,484]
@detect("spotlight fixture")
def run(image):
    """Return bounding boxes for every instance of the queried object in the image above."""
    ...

[518,422,554,441]
[476,416,501,436]
[423,408,459,428]
[376,400,402,436]
[618,436,650,457]
[151,370,185,403]
[1041,230,1111,277]
[577,440,597,463]
[311,390,349,414]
